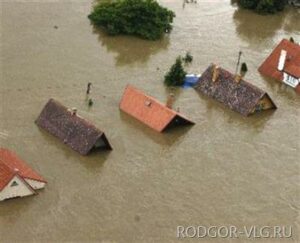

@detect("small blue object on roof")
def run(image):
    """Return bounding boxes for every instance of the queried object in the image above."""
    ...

[183,74,201,88]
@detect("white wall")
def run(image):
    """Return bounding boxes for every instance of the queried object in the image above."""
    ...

[25,178,46,190]
[0,176,34,201]
[283,72,299,88]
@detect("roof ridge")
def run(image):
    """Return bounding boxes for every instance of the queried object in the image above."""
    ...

[125,85,178,116]
[46,99,104,135]
[216,65,266,95]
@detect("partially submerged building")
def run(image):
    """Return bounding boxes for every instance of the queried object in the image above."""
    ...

[0,148,46,201]
[119,85,194,132]
[35,99,112,155]
[194,64,277,116]
[259,39,300,90]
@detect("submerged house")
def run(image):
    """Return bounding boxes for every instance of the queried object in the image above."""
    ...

[120,85,194,132]
[36,99,112,155]
[259,39,300,91]
[0,148,46,201]
[194,64,277,116]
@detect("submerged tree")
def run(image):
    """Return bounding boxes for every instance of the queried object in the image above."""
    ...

[164,57,187,86]
[240,62,248,77]
[88,0,175,40]
[237,0,287,14]
[183,52,193,64]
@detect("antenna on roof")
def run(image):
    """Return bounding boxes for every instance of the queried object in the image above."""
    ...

[235,51,242,75]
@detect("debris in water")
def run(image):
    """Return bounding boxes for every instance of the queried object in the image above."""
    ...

[86,82,92,95]
[88,98,94,107]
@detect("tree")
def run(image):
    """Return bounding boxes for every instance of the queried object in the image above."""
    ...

[183,52,193,64]
[164,57,187,86]
[240,62,248,76]
[88,0,175,40]
[237,0,287,14]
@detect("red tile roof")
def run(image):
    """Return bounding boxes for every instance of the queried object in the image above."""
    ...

[119,85,194,132]
[259,39,300,82]
[0,148,46,191]
[0,162,15,191]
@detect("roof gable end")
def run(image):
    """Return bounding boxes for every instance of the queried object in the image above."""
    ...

[0,148,47,191]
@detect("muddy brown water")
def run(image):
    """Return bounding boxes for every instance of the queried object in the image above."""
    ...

[0,1,299,242]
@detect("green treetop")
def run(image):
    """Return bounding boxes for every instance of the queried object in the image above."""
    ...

[88,0,175,40]
[164,57,187,86]
[238,0,287,14]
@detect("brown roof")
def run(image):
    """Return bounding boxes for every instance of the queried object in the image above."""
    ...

[0,148,46,191]
[259,39,300,81]
[194,64,276,116]
[35,99,112,155]
[119,85,194,132]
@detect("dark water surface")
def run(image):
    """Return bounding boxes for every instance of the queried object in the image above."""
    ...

[0,0,299,242]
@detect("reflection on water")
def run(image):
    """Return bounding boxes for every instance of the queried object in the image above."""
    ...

[282,8,300,33]
[195,91,275,132]
[233,6,300,47]
[233,8,285,45]
[119,111,192,146]
[92,27,170,66]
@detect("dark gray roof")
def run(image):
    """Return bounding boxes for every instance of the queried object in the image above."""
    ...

[35,99,112,155]
[194,64,276,116]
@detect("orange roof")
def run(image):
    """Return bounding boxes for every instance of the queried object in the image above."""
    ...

[119,85,194,132]
[259,39,300,82]
[0,148,46,191]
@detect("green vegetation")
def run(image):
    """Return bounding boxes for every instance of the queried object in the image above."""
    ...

[88,98,94,107]
[240,62,248,74]
[183,52,193,64]
[88,0,175,40]
[237,0,287,14]
[164,57,187,86]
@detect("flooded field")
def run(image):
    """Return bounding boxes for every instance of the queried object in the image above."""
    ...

[0,0,299,242]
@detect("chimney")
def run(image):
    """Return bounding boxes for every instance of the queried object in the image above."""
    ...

[234,74,242,83]
[278,50,287,71]
[166,93,175,109]
[71,107,77,116]
[212,64,219,82]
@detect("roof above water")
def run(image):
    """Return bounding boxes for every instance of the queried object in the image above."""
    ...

[194,64,276,116]
[119,85,194,132]
[0,148,46,191]
[259,39,300,81]
[35,99,112,155]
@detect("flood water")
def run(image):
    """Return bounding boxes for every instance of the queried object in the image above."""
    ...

[0,0,299,242]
